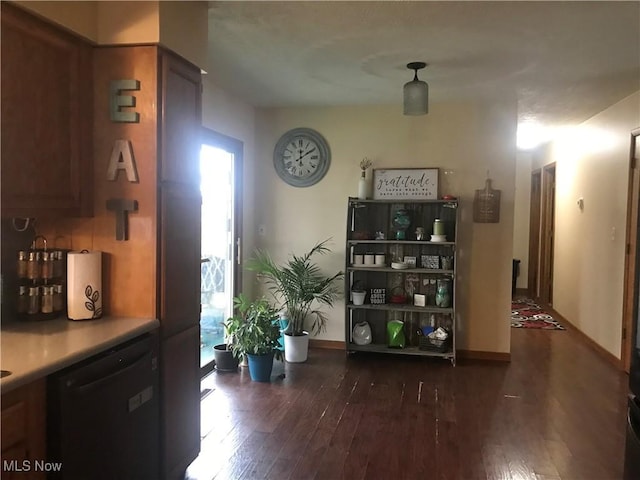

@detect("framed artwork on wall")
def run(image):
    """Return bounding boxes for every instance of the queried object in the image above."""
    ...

[373,168,439,200]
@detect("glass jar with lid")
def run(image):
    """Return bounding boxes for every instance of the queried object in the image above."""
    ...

[27,286,40,315]
[52,251,64,278]
[53,284,64,313]
[17,251,29,278]
[433,219,445,236]
[41,286,54,314]
[27,251,41,280]
[435,278,452,308]
[41,251,54,280]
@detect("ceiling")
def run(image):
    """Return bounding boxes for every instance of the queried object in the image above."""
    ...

[206,1,640,130]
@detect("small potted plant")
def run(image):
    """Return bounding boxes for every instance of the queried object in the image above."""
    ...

[214,297,251,373]
[351,280,366,306]
[225,294,283,382]
[213,342,240,373]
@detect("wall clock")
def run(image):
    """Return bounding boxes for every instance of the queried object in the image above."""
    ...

[273,128,331,187]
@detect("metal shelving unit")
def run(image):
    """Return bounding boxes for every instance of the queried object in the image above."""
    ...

[344,197,459,365]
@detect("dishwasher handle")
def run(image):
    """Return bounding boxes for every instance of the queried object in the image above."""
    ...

[70,351,150,394]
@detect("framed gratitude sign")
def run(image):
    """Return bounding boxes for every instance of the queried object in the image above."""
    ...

[373,168,439,199]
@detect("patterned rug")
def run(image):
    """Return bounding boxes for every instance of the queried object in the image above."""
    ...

[511,299,565,330]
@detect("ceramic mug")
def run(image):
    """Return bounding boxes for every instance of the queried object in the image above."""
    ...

[353,254,364,265]
[375,254,385,266]
[364,254,375,265]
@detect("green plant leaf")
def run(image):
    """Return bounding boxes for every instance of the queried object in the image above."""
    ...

[245,238,343,335]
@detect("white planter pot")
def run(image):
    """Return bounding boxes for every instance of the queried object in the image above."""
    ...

[284,331,309,363]
[352,290,366,305]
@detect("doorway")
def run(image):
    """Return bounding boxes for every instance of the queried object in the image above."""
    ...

[622,129,640,372]
[527,164,556,305]
[539,164,556,306]
[199,128,243,376]
[528,169,542,298]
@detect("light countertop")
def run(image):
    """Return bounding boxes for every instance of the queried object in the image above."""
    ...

[1,316,159,393]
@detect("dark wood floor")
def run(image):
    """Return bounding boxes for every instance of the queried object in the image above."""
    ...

[187,327,629,480]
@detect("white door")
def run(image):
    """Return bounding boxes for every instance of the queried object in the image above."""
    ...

[199,129,243,375]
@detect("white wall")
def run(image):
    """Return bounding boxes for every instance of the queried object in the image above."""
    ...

[513,152,532,290]
[14,1,99,40]
[159,1,208,70]
[540,91,640,358]
[252,101,517,353]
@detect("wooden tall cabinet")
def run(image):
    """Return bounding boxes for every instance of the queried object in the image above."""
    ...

[92,44,202,479]
[156,49,203,480]
[0,3,93,218]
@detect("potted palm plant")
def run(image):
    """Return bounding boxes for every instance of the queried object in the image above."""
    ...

[246,239,344,363]
[225,294,283,382]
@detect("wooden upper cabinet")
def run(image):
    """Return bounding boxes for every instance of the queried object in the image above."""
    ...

[1,3,93,218]
[158,50,202,186]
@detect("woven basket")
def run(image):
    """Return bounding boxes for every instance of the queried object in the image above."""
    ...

[418,336,450,353]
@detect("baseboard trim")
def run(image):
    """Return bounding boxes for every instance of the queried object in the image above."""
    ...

[541,302,623,371]
[309,339,345,350]
[457,350,511,362]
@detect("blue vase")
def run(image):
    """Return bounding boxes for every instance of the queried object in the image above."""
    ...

[435,279,452,308]
[392,209,411,240]
[247,352,275,382]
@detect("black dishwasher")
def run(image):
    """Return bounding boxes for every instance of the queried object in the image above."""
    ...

[48,332,159,480]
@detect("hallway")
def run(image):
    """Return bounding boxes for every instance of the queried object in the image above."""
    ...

[187,327,628,479]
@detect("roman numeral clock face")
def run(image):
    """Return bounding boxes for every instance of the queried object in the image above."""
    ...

[273,128,331,187]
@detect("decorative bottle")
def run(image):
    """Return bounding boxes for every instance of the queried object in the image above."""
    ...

[392,209,411,240]
[435,278,452,308]
[357,171,367,200]
[433,219,445,235]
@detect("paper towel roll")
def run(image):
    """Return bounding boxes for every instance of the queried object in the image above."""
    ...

[67,251,102,320]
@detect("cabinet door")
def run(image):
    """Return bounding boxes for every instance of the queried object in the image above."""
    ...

[0,379,46,480]
[161,325,201,480]
[158,185,202,338]
[158,49,202,186]
[0,3,93,218]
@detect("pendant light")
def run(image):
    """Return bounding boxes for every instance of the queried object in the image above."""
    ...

[403,62,429,115]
